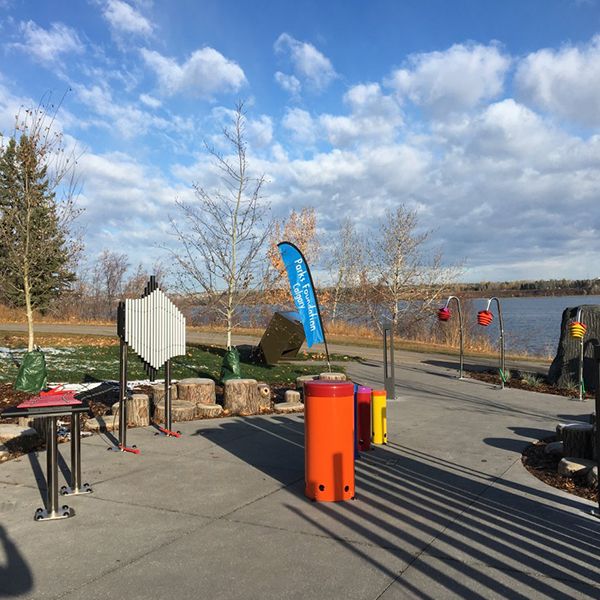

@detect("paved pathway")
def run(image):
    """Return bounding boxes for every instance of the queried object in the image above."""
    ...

[0,357,598,599]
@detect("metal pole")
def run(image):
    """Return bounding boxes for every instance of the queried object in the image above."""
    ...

[61,413,92,495]
[119,338,128,448]
[592,343,600,519]
[488,297,505,389]
[165,359,172,432]
[383,325,396,400]
[47,416,58,516]
[575,308,584,402]
[445,296,464,379]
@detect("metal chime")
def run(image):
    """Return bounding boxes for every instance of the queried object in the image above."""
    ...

[113,276,187,453]
[437,296,464,379]
[477,298,506,389]
[569,308,586,401]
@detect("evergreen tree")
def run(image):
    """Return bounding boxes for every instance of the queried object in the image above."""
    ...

[0,103,80,351]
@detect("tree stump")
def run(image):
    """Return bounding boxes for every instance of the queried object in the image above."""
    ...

[257,382,271,401]
[195,404,223,418]
[112,394,150,427]
[319,372,346,381]
[154,399,196,423]
[296,375,318,398]
[223,379,270,415]
[149,383,178,404]
[285,390,301,403]
[177,378,216,405]
[557,423,595,459]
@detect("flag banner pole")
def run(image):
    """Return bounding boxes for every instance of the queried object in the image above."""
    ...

[277,241,331,371]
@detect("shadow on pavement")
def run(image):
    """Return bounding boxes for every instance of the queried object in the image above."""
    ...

[0,525,33,596]
[203,415,600,599]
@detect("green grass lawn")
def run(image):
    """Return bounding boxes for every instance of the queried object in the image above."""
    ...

[0,344,346,385]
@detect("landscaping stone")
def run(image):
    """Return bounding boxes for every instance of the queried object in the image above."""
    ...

[177,378,216,405]
[557,457,596,477]
[195,404,223,419]
[544,441,564,456]
[588,466,598,488]
[0,444,9,460]
[319,372,347,381]
[548,304,600,391]
[84,416,118,432]
[223,379,270,415]
[274,401,304,414]
[0,424,39,444]
[284,390,301,403]
[154,399,196,423]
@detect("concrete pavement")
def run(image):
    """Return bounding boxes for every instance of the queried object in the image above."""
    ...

[0,357,598,599]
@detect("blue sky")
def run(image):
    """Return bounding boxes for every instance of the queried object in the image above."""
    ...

[1,0,600,282]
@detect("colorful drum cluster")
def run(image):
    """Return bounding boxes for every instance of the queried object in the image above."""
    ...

[477,310,494,326]
[569,321,587,339]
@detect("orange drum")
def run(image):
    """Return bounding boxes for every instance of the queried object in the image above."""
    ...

[304,380,355,502]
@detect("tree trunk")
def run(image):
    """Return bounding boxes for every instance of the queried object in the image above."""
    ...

[557,423,595,459]
[24,274,34,352]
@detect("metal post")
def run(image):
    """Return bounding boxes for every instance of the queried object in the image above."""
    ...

[575,308,585,402]
[592,343,600,518]
[119,338,128,448]
[442,296,464,379]
[486,297,505,389]
[61,412,92,496]
[383,325,396,400]
[34,417,73,521]
[165,359,172,432]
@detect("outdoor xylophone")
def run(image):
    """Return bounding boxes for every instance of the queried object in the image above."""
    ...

[113,276,187,453]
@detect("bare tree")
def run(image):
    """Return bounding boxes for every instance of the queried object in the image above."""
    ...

[0,95,82,350]
[324,217,362,324]
[91,250,129,320]
[363,205,459,334]
[169,102,269,348]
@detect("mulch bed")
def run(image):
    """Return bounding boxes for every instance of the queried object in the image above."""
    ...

[467,369,594,400]
[522,436,597,502]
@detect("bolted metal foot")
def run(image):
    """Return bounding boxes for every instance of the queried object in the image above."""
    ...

[108,444,140,454]
[34,506,74,522]
[591,508,600,519]
[154,425,182,438]
[60,482,93,496]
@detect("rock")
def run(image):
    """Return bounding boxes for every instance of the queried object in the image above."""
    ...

[223,379,270,415]
[0,424,39,444]
[257,382,271,401]
[588,466,598,488]
[195,403,223,418]
[319,372,347,381]
[544,441,564,456]
[557,457,596,477]
[285,390,301,403]
[153,399,196,423]
[84,416,118,432]
[149,383,178,404]
[295,375,318,398]
[111,394,150,428]
[0,444,9,460]
[177,378,216,405]
[556,423,594,459]
[274,401,304,414]
[548,304,600,391]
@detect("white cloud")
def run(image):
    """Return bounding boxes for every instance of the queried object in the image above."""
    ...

[274,71,301,96]
[247,115,273,147]
[387,43,510,116]
[282,108,318,145]
[515,35,600,127]
[15,21,83,65]
[139,93,161,108]
[274,33,337,91]
[102,0,153,36]
[141,47,247,98]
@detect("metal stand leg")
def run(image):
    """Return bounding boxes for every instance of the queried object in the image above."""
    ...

[109,338,140,454]
[155,359,181,438]
[383,326,396,401]
[61,413,92,496]
[34,417,73,521]
[592,344,600,519]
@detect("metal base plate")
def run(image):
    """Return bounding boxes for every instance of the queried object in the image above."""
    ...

[34,506,74,521]
[591,507,600,519]
[107,445,140,454]
[60,483,93,496]
[154,426,181,438]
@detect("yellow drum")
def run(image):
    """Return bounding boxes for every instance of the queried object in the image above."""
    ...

[371,389,387,445]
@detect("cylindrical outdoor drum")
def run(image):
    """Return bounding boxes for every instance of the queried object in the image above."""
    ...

[372,389,387,445]
[357,386,372,451]
[304,380,355,502]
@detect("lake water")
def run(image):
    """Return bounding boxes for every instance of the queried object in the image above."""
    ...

[470,295,600,357]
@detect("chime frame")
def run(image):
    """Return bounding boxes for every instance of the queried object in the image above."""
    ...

[439,296,464,379]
